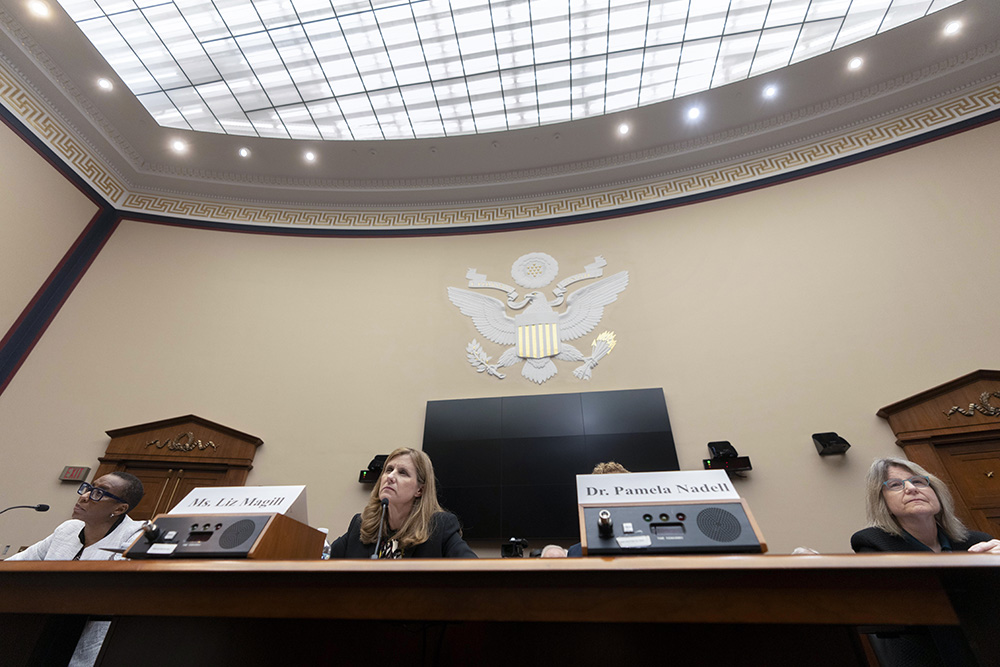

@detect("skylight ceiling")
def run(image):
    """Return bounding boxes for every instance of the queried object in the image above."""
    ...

[59,0,962,141]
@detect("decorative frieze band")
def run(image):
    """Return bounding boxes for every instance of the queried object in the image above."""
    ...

[2,53,998,230]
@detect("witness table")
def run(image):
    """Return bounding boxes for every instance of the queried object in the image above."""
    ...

[1,553,997,666]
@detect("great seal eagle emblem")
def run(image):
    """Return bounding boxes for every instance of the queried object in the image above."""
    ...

[447,253,628,384]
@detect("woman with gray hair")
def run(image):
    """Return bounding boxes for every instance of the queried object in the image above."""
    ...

[851,457,999,553]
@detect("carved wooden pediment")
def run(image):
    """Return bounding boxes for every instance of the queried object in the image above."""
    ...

[104,414,262,467]
[877,370,1000,536]
[877,370,1000,445]
[97,415,263,521]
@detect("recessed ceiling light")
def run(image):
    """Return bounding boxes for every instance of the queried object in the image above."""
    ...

[170,140,187,153]
[27,1,50,18]
[304,151,316,162]
[763,85,778,99]
[238,147,250,158]
[944,20,962,36]
[617,123,630,136]
[687,107,702,121]
[848,57,864,71]
[97,78,113,92]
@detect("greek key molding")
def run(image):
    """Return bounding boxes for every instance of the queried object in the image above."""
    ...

[0,7,144,171]
[0,59,128,203]
[117,82,1000,228]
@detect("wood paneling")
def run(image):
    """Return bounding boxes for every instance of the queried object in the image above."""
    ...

[878,370,1000,535]
[94,415,262,521]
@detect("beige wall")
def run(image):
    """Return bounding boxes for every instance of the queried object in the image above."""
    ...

[0,122,99,338]
[1,120,998,557]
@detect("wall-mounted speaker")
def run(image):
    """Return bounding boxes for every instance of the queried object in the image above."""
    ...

[705,441,752,471]
[812,432,850,456]
[359,454,388,483]
[707,441,739,458]
[578,499,767,555]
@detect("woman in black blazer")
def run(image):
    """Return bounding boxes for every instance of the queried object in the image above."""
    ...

[328,447,476,559]
[851,457,998,554]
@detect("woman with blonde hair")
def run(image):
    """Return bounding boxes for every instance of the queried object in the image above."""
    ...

[851,457,999,553]
[562,461,630,557]
[328,447,476,558]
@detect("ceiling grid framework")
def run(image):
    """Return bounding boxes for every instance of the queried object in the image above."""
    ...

[58,0,962,141]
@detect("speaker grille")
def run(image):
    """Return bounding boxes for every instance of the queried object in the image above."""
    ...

[219,519,257,549]
[696,507,741,542]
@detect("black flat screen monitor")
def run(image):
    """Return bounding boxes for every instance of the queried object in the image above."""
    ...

[422,388,678,541]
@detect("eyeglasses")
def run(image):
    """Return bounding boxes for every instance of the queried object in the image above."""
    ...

[77,482,127,504]
[882,476,931,492]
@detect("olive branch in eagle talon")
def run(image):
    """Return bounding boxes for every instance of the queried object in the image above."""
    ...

[465,339,506,379]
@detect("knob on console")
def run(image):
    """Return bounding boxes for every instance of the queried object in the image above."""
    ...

[597,509,614,538]
[142,521,161,544]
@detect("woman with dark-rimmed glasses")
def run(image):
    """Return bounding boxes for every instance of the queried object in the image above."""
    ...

[851,457,998,553]
[5,472,145,561]
[4,472,146,665]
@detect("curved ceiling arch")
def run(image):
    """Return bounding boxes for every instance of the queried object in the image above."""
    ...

[0,0,998,232]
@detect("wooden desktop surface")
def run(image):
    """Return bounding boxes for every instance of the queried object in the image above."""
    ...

[3,554,998,666]
[1,553,996,625]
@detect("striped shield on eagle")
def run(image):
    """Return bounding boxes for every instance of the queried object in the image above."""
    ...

[515,311,559,359]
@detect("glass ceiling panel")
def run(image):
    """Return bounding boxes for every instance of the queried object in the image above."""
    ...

[791,18,842,64]
[763,0,812,29]
[720,0,761,33]
[165,87,223,133]
[60,0,963,141]
[713,32,759,87]
[750,24,802,76]
[276,105,323,140]
[138,90,187,129]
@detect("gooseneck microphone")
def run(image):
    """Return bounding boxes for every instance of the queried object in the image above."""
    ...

[0,504,50,515]
[371,498,388,560]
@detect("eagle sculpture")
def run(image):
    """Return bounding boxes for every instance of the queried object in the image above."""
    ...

[447,270,628,384]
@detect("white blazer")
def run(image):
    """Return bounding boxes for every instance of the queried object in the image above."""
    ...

[6,517,144,561]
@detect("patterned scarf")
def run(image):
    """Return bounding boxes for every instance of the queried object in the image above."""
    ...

[375,530,402,559]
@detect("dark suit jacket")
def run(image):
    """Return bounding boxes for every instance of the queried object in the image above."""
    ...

[851,526,993,553]
[328,511,477,559]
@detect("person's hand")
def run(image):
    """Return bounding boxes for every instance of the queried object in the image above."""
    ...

[791,546,820,555]
[540,544,568,558]
[967,539,1000,554]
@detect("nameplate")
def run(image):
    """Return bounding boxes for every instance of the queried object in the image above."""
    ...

[576,470,738,506]
[170,485,308,524]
